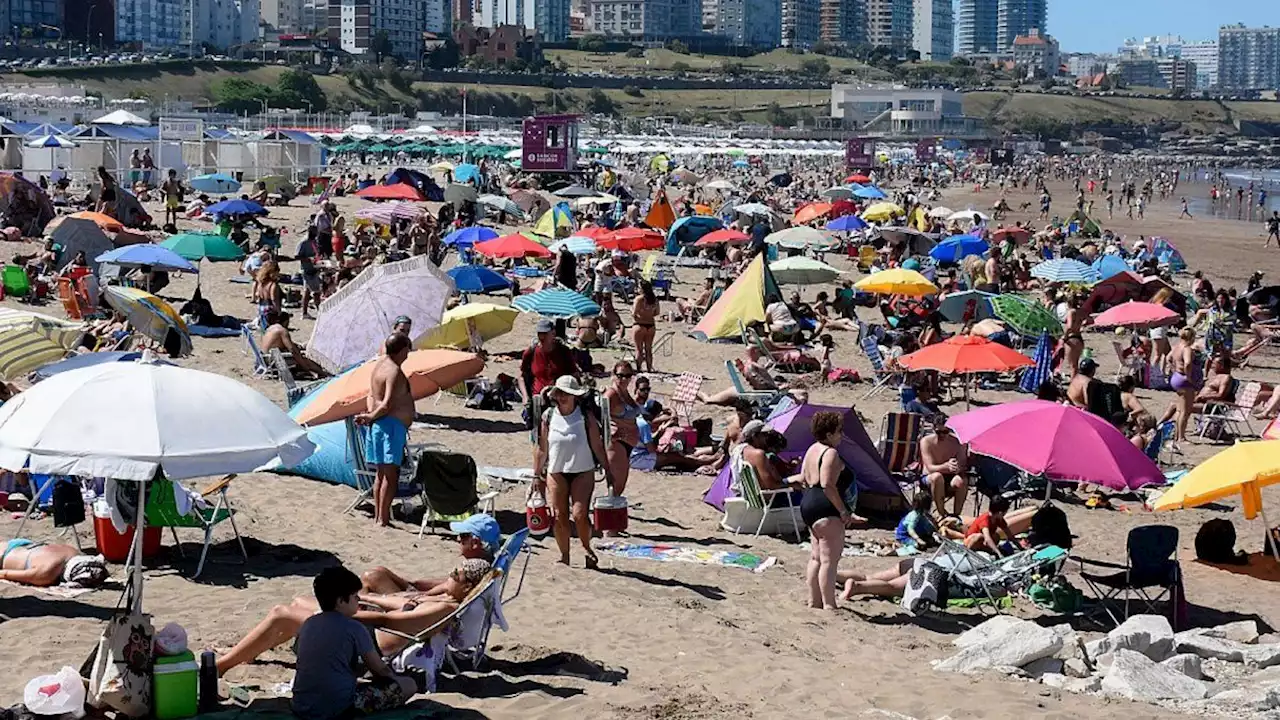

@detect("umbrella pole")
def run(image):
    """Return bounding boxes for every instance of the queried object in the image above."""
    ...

[1263,507,1280,563]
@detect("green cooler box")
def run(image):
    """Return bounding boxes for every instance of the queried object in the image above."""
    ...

[153,650,199,719]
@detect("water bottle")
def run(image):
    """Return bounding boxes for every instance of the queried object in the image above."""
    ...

[198,650,218,712]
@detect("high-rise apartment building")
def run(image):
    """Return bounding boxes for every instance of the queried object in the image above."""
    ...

[715,0,779,47]
[328,0,422,57]
[182,0,259,51]
[475,0,567,40]
[1218,25,1279,91]
[261,0,304,32]
[818,0,863,45]
[781,0,819,48]
[911,0,950,60]
[995,0,1045,53]
[865,0,910,52]
[955,0,996,55]
[116,0,183,46]
[1157,58,1197,91]
[1179,40,1218,88]
[589,0,700,40]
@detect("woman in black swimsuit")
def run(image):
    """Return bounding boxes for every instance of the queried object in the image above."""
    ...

[799,411,864,610]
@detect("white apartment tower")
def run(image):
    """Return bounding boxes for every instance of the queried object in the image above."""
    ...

[911,0,951,60]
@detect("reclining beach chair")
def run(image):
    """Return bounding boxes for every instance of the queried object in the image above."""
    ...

[241,325,276,379]
[724,360,782,412]
[1145,420,1177,466]
[382,569,504,689]
[860,334,903,400]
[903,540,1068,616]
[446,529,531,672]
[720,462,803,542]
[877,412,924,483]
[269,348,319,407]
[739,321,813,374]
[1197,381,1261,442]
[669,372,704,428]
[1074,524,1181,629]
[144,474,246,579]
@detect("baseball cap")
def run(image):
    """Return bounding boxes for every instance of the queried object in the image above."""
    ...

[450,513,501,555]
[1078,357,1099,375]
[535,318,555,333]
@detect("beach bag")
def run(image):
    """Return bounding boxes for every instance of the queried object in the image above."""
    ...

[84,594,154,718]
[657,426,696,454]
[1196,518,1248,564]
[1030,576,1083,613]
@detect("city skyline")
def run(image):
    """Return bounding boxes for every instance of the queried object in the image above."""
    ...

[1032,0,1273,54]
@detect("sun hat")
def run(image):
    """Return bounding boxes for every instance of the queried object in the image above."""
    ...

[553,375,588,396]
[535,318,555,333]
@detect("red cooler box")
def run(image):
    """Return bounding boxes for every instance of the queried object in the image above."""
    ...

[94,501,161,562]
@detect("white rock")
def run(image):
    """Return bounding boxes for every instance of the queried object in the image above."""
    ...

[1202,620,1261,644]
[1160,653,1204,679]
[1086,615,1175,662]
[1041,673,1102,694]
[1244,645,1280,669]
[1175,632,1248,662]
[1259,633,1280,645]
[1093,652,1114,670]
[1023,657,1065,677]
[1063,658,1092,678]
[1100,649,1208,702]
[1207,687,1280,711]
[953,616,1031,648]
[936,624,1063,674]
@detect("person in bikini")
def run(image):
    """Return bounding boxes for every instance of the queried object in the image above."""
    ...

[0,540,109,587]
[359,514,499,595]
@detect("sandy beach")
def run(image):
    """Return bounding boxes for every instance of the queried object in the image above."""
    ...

[2,169,1279,720]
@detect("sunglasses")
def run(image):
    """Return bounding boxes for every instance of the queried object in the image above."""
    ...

[615,372,634,379]
[456,533,474,542]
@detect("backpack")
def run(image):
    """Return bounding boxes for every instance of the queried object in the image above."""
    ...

[1086,379,1125,427]
[1030,576,1084,613]
[1195,518,1248,565]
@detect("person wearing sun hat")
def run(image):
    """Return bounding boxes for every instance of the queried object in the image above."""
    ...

[358,513,500,595]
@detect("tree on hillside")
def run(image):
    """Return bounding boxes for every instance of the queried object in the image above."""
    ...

[212,77,274,114]
[577,35,607,51]
[425,39,460,70]
[666,39,689,54]
[586,88,616,114]
[370,30,394,61]
[276,69,328,111]
[799,57,830,77]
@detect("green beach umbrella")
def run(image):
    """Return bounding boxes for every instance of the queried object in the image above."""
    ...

[161,232,246,262]
[990,294,1063,337]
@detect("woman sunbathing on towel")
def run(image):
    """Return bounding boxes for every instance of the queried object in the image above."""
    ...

[0,540,109,588]
[216,559,491,676]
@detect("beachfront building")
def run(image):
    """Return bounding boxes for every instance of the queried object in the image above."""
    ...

[1065,53,1107,78]
[474,0,569,41]
[182,0,259,51]
[1180,40,1219,89]
[1158,58,1198,92]
[115,0,184,47]
[261,0,305,33]
[995,0,1045,53]
[590,0,701,41]
[955,0,997,55]
[830,86,983,137]
[818,0,864,46]
[864,0,911,53]
[714,0,780,48]
[781,0,820,49]
[1118,34,1182,59]
[1219,25,1280,91]
[911,0,952,61]
[1011,28,1057,78]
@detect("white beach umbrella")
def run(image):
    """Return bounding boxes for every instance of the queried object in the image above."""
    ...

[706,179,736,191]
[928,206,955,219]
[948,209,990,223]
[765,226,835,250]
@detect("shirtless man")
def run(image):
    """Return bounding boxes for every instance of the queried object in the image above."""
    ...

[260,310,327,378]
[360,514,499,595]
[918,415,970,517]
[161,169,183,227]
[1066,358,1097,408]
[356,334,416,527]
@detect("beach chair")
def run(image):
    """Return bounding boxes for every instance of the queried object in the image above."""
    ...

[651,330,675,359]
[1110,341,1147,384]
[667,371,703,427]
[1145,420,1177,465]
[241,325,276,379]
[724,360,781,411]
[1197,381,1261,441]
[739,321,812,374]
[1236,325,1280,369]
[447,529,531,672]
[381,569,504,686]
[860,334,903,400]
[57,277,84,320]
[269,348,318,407]
[905,540,1068,616]
[855,245,878,272]
[144,475,246,579]
[877,412,924,482]
[720,461,803,541]
[1075,525,1182,629]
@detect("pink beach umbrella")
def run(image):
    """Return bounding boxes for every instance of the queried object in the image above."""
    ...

[946,400,1162,491]
[1093,301,1180,330]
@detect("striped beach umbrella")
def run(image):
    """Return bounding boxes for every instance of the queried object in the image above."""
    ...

[1030,258,1101,285]
[354,201,424,225]
[990,294,1063,337]
[511,288,600,318]
[1018,332,1054,394]
[549,236,598,255]
[0,320,76,380]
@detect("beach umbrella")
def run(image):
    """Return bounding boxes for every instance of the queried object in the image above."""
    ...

[732,159,750,168]
[898,335,1033,375]
[929,234,989,263]
[27,134,76,148]
[991,227,1032,244]
[474,233,553,259]
[765,226,833,251]
[1092,254,1130,280]
[1031,258,1101,285]
[188,173,240,194]
[512,287,600,318]
[416,303,518,351]
[670,168,701,185]
[446,264,511,294]
[453,163,481,184]
[31,350,169,381]
[355,183,424,202]
[1153,441,1280,559]
[928,206,955,219]
[355,201,424,225]
[574,194,619,208]
[204,198,267,216]
[575,225,612,241]
[1094,301,1180,330]
[770,257,842,286]
[599,227,665,252]
[948,209,989,223]
[549,236,599,255]
[554,184,596,198]
[429,161,456,172]
[1017,332,1054,394]
[793,202,833,224]
[989,294,1063,337]
[0,309,81,338]
[846,173,871,184]
[821,186,853,200]
[510,190,550,218]
[938,290,995,323]
[733,202,773,217]
[294,349,485,426]
[854,268,937,297]
[0,321,76,381]
[476,194,524,218]
[160,232,245,261]
[95,245,198,273]
[443,226,498,247]
[444,183,479,206]
[826,215,868,232]
[861,202,904,222]
[695,228,750,247]
[103,286,192,356]
[706,179,736,191]
[306,255,454,373]
[853,186,887,200]
[70,211,124,233]
[947,400,1162,491]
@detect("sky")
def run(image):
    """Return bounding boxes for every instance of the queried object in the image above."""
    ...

[1025,0,1273,54]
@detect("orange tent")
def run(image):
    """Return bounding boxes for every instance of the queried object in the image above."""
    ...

[794,202,833,224]
[70,211,124,233]
[644,190,676,230]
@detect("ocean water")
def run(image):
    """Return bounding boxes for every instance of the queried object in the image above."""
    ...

[1184,168,1280,218]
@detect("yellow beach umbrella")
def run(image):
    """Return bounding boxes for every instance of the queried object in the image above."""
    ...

[0,320,77,380]
[415,303,518,350]
[854,268,938,297]
[862,202,904,222]
[430,161,456,172]
[103,286,191,356]
[1154,440,1280,560]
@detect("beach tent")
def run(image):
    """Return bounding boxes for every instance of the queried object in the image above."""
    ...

[1151,237,1186,273]
[691,255,783,342]
[384,167,443,201]
[49,217,112,272]
[645,189,676,231]
[665,215,723,255]
[533,202,575,239]
[1092,254,1129,281]
[0,172,55,235]
[273,376,358,488]
[703,403,897,511]
[1067,210,1101,238]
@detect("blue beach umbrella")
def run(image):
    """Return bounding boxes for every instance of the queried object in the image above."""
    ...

[447,264,511,294]
[443,226,499,247]
[96,244,199,273]
[826,215,869,232]
[854,186,887,200]
[549,236,598,255]
[1031,258,1101,285]
[189,173,241,194]
[938,290,995,324]
[929,234,989,263]
[511,288,600,318]
[454,163,481,183]
[205,198,267,217]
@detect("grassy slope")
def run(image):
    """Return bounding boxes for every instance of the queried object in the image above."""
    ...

[545,48,880,77]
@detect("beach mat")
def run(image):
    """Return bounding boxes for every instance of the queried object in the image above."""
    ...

[0,579,97,598]
[595,540,775,573]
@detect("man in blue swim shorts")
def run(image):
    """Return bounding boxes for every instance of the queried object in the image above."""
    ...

[356,334,416,527]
